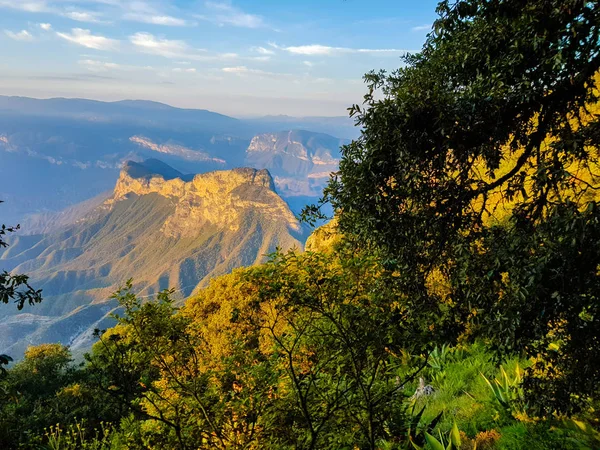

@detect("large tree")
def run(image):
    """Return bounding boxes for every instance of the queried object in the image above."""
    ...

[312,0,600,414]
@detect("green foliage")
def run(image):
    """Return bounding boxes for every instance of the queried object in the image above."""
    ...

[0,344,73,447]
[307,0,600,416]
[45,421,117,450]
[399,403,443,450]
[4,1,600,447]
[248,249,436,449]
[80,249,443,449]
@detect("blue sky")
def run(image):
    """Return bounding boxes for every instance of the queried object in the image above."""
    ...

[0,0,440,116]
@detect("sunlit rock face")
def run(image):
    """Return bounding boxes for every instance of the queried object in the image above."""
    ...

[113,160,301,237]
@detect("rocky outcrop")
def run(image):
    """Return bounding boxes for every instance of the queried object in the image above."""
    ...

[112,160,300,237]
[0,158,306,359]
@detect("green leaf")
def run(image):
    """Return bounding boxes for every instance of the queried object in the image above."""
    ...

[450,422,461,447]
[425,432,445,450]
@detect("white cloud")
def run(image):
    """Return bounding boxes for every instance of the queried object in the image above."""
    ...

[124,14,187,26]
[253,46,274,55]
[57,28,119,50]
[120,0,188,26]
[78,58,156,73]
[130,32,239,62]
[0,0,50,13]
[64,11,105,23]
[39,23,52,31]
[222,66,282,77]
[200,1,265,28]
[173,67,197,73]
[223,66,257,74]
[0,0,187,27]
[130,32,194,58]
[411,24,431,32]
[269,42,411,56]
[4,30,34,41]
[78,59,120,72]
[303,61,314,67]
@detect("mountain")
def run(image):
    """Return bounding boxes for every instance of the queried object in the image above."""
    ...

[0,114,247,226]
[245,130,346,197]
[0,96,240,131]
[0,159,305,358]
[0,97,353,226]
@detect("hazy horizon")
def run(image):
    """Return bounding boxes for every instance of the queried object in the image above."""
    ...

[0,0,438,116]
[0,91,355,119]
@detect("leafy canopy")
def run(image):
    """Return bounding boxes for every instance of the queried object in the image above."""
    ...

[310,0,600,414]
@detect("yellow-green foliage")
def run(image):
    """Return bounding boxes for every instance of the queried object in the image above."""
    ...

[183,266,268,369]
[304,217,341,253]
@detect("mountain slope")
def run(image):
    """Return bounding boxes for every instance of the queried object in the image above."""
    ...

[0,160,305,357]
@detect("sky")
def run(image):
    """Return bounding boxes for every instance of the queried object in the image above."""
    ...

[0,0,440,117]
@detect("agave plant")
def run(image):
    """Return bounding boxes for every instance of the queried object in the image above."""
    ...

[410,422,470,450]
[428,345,451,371]
[481,364,524,412]
[378,401,443,450]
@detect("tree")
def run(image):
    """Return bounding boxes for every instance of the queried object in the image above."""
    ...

[85,247,439,450]
[0,202,42,309]
[248,249,429,449]
[87,279,279,449]
[0,201,43,372]
[311,0,600,414]
[0,344,74,447]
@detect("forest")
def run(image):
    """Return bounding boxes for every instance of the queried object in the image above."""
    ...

[1,0,600,448]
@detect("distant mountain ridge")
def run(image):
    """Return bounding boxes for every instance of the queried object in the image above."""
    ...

[0,159,305,358]
[0,96,359,138]
[0,96,354,225]
[0,96,239,129]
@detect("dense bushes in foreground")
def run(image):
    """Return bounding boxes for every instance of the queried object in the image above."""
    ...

[0,249,599,449]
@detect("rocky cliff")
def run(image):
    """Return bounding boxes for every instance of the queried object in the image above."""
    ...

[113,161,300,237]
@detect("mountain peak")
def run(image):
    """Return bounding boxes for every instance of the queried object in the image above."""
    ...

[112,160,297,238]
[115,160,276,199]
[229,167,276,191]
[122,159,185,181]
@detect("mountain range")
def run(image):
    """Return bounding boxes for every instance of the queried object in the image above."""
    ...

[0,159,305,358]
[0,96,353,226]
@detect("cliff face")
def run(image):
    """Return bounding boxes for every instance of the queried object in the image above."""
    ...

[113,162,300,236]
[0,159,306,359]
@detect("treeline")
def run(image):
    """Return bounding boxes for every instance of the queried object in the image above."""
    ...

[2,0,600,448]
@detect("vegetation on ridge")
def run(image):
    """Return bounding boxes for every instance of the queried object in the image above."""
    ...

[1,0,600,448]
